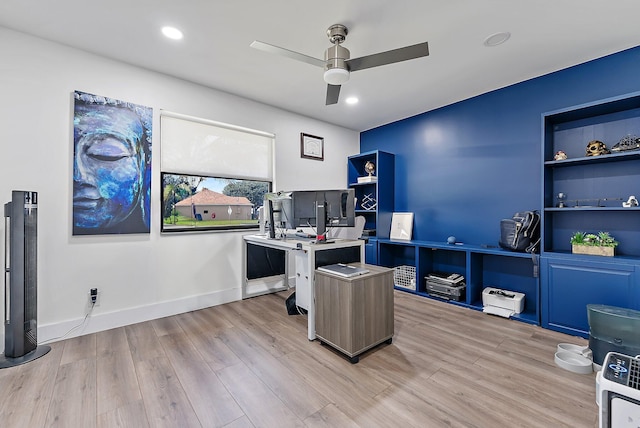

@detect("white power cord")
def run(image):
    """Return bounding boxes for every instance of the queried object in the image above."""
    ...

[39,302,95,345]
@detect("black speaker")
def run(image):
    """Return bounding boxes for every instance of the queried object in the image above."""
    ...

[1,191,49,367]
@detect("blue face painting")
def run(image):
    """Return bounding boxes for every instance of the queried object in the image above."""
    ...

[73,103,147,230]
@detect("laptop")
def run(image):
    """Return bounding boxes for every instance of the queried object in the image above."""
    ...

[317,263,370,278]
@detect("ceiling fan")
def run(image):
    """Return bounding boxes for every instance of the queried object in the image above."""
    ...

[250,24,430,105]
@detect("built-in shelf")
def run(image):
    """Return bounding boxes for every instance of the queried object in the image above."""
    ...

[542,90,640,257]
[544,207,640,212]
[540,90,640,337]
[544,150,640,167]
[347,150,395,264]
[378,239,540,326]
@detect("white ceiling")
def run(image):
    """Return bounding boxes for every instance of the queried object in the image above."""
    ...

[1,0,639,131]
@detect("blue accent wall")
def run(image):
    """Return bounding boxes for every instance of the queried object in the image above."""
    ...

[361,46,640,245]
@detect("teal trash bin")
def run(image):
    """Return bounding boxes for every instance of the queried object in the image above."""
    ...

[587,304,640,366]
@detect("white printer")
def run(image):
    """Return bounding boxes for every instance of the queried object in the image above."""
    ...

[482,287,525,318]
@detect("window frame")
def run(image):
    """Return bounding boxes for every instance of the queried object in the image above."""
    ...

[159,111,275,233]
[160,172,271,233]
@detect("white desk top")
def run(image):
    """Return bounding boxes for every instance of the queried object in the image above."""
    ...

[243,233,363,251]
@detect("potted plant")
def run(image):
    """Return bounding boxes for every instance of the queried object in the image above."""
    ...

[570,231,619,256]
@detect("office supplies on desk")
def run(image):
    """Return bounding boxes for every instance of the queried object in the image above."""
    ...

[295,231,316,238]
[317,263,370,278]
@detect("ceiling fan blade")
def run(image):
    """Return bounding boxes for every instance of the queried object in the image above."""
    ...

[346,41,429,72]
[326,84,341,105]
[250,40,325,68]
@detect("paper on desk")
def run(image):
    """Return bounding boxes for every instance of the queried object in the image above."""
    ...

[483,305,514,318]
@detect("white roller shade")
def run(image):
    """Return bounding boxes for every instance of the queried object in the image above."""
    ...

[160,111,274,181]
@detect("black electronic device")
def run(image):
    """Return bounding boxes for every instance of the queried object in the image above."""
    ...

[425,281,466,301]
[425,271,466,301]
[1,190,50,368]
[602,353,638,385]
[267,199,276,239]
[291,189,355,235]
[426,272,464,285]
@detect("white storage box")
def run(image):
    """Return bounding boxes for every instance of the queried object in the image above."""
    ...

[482,287,525,314]
[393,265,416,290]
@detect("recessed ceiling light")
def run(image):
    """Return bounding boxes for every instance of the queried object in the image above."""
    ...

[162,26,183,40]
[345,97,359,105]
[483,32,510,47]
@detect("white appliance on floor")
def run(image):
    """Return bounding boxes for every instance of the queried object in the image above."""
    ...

[597,352,640,427]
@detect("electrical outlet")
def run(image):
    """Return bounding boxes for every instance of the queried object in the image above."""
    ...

[89,288,99,306]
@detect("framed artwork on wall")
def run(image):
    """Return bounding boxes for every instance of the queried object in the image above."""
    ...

[300,133,324,160]
[72,90,153,235]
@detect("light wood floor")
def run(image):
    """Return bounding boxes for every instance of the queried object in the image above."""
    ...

[0,290,598,427]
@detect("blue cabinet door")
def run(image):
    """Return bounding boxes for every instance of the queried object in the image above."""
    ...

[364,237,378,264]
[541,256,638,337]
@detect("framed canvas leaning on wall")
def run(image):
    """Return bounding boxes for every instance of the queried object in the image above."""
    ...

[390,212,413,240]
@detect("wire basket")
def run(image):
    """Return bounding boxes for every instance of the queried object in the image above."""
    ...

[394,265,416,290]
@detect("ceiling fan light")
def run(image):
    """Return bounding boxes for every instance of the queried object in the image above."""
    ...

[324,68,349,85]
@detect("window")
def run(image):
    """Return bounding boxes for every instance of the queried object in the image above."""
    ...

[161,173,270,231]
[160,111,274,232]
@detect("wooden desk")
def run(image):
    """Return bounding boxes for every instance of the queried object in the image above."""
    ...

[314,263,394,363]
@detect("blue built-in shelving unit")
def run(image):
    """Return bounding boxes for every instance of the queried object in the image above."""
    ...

[358,45,640,336]
[347,150,394,264]
[360,45,640,246]
[540,91,640,338]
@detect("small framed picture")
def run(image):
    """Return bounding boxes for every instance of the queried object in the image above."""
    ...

[390,212,414,241]
[300,133,324,160]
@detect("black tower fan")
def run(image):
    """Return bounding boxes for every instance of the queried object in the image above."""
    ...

[1,191,49,368]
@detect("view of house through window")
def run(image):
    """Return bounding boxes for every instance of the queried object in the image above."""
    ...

[162,173,270,232]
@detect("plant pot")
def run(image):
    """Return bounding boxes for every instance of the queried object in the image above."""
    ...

[572,244,615,257]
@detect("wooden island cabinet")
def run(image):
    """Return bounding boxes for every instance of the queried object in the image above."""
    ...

[314,263,394,363]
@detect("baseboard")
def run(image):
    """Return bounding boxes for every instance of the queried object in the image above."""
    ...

[31,287,242,346]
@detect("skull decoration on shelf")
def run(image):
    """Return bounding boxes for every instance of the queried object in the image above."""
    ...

[554,150,568,160]
[585,140,610,157]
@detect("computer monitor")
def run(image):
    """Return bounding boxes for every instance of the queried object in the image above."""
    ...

[291,191,318,228]
[263,192,294,237]
[292,189,355,236]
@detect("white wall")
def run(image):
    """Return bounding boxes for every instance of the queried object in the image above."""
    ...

[0,27,360,347]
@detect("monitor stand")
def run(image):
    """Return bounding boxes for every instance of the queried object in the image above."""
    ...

[316,202,327,242]
[268,199,276,239]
